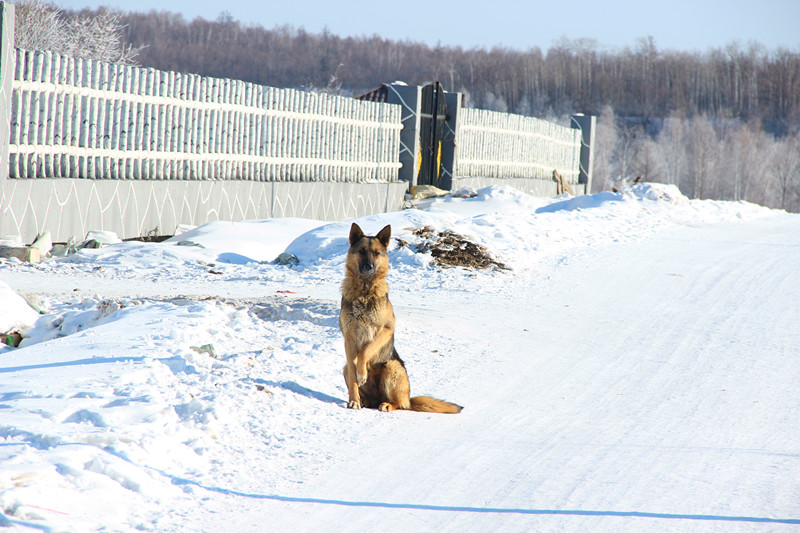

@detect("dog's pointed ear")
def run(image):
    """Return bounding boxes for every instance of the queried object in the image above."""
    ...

[376,225,391,248]
[349,223,364,246]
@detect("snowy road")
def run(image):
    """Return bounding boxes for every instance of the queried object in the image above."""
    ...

[192,216,800,532]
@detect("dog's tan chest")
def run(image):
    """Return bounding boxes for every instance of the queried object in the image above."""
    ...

[341,299,381,345]
[347,298,379,322]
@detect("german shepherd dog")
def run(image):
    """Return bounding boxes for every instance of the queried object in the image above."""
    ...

[339,223,462,414]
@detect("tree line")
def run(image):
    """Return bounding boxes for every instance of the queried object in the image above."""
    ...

[91,9,800,131]
[13,4,800,211]
[593,108,800,212]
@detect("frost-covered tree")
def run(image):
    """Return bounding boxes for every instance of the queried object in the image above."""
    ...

[771,133,800,210]
[481,92,508,113]
[590,106,620,191]
[722,122,770,203]
[684,116,721,199]
[13,0,141,64]
[658,115,690,187]
[629,135,663,184]
[615,120,642,184]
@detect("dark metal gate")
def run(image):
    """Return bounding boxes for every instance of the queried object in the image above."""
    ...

[417,82,447,187]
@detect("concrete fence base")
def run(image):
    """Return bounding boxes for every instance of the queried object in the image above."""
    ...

[1,178,408,242]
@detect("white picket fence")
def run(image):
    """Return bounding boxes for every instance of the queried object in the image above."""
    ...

[455,108,581,182]
[8,49,402,182]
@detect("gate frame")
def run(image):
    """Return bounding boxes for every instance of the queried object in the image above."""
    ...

[382,81,460,190]
[417,81,447,188]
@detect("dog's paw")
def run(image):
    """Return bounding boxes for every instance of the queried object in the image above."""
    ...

[378,402,395,412]
[347,400,362,410]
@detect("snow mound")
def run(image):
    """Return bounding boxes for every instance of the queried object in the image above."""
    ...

[627,182,688,203]
[166,218,324,264]
[19,298,142,348]
[0,281,40,337]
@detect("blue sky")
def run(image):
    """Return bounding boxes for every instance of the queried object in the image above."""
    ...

[52,0,799,52]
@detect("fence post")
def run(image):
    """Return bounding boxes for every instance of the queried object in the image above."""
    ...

[439,90,462,190]
[570,113,595,194]
[0,1,15,185]
[385,83,421,186]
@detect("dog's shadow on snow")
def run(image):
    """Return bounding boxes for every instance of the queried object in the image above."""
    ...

[253,379,343,406]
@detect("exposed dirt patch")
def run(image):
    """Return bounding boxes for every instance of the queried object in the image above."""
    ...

[411,226,508,270]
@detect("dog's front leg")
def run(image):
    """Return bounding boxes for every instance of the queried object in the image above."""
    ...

[345,362,362,409]
[344,341,362,409]
[356,325,392,385]
[354,350,370,387]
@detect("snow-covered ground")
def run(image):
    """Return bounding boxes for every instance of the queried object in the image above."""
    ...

[1,184,798,532]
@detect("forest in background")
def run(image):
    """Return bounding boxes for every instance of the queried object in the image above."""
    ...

[15,4,800,211]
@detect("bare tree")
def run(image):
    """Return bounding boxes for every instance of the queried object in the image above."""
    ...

[714,121,775,204]
[657,115,689,188]
[630,136,664,184]
[591,105,620,191]
[14,0,141,64]
[65,9,141,63]
[685,116,721,199]
[12,0,62,52]
[615,120,646,184]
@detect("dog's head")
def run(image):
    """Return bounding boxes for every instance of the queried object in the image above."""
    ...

[347,223,391,277]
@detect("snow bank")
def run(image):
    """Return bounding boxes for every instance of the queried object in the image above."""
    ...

[285,183,772,274]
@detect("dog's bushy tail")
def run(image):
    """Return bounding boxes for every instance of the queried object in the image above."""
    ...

[410,396,463,414]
